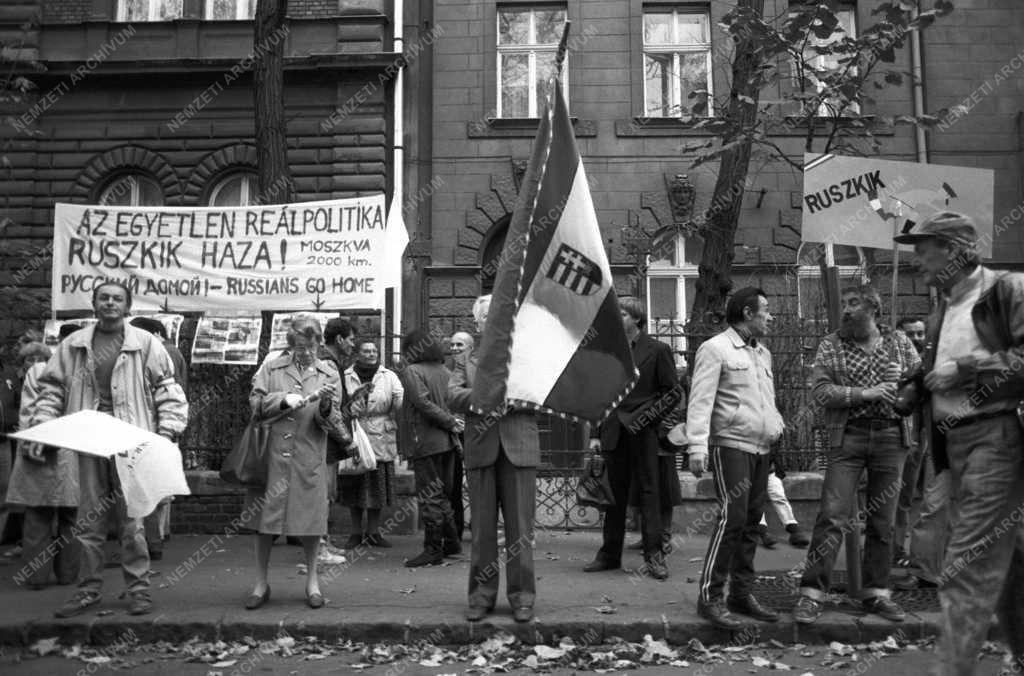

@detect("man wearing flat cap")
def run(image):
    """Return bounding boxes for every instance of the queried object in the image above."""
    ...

[894,211,1024,676]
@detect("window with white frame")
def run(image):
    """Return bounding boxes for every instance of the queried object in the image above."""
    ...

[117,0,183,21]
[642,8,713,118]
[497,5,567,118]
[208,172,258,206]
[646,233,703,364]
[206,0,256,20]
[99,174,164,206]
[793,6,859,116]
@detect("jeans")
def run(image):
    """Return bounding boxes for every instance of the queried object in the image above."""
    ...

[893,444,926,557]
[936,414,1024,676]
[77,456,150,593]
[18,506,79,587]
[909,458,951,583]
[698,446,769,603]
[800,425,905,600]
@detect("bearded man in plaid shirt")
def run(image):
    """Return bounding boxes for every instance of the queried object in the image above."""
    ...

[792,285,921,624]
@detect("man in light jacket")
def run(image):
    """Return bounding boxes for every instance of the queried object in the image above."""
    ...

[25,282,188,618]
[688,287,785,629]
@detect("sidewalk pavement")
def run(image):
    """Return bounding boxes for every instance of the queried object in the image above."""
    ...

[0,530,938,648]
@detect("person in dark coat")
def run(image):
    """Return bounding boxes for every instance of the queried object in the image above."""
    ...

[397,329,464,567]
[449,294,540,623]
[583,297,681,580]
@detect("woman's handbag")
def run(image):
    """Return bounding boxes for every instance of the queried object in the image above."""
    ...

[337,419,378,475]
[576,453,615,510]
[220,414,279,486]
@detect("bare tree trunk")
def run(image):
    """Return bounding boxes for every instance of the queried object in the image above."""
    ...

[254,0,293,204]
[690,0,764,324]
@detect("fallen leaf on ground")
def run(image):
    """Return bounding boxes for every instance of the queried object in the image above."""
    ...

[210,660,237,668]
[593,605,617,614]
[534,645,566,660]
[688,557,703,562]
[30,638,60,657]
[397,586,416,594]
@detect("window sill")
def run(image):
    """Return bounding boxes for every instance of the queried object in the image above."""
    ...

[767,115,895,137]
[467,117,597,138]
[615,117,720,137]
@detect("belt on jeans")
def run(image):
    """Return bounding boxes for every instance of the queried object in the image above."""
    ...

[941,409,1016,430]
[847,417,901,430]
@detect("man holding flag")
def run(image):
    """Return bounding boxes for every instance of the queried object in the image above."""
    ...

[449,22,636,623]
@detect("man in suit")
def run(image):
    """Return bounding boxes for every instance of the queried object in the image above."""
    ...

[583,297,680,580]
[448,294,540,623]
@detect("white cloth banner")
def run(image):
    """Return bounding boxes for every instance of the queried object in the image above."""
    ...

[9,410,191,519]
[52,195,408,312]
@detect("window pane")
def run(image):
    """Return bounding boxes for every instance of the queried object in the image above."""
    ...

[209,174,249,206]
[676,13,708,44]
[158,0,183,20]
[500,53,530,117]
[100,175,164,207]
[643,11,673,45]
[650,277,678,320]
[678,51,710,107]
[534,9,567,44]
[121,0,146,21]
[136,176,164,206]
[644,53,674,116]
[210,0,237,19]
[498,9,531,45]
[534,51,559,114]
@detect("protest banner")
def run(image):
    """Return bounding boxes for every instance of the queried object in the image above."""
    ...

[52,195,407,312]
[802,154,994,257]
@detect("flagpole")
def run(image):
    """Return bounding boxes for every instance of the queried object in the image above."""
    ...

[554,21,571,77]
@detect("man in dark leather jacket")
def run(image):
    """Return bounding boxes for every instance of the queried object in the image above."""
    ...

[894,211,1024,676]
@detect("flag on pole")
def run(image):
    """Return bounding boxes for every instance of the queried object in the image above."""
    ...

[469,34,637,424]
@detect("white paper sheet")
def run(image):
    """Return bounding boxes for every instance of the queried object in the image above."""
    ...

[10,410,191,518]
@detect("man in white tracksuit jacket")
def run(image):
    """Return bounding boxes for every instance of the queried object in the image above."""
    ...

[687,287,785,629]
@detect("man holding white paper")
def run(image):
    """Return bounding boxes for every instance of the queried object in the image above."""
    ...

[25,282,188,618]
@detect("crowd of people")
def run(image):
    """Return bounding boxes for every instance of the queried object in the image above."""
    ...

[0,209,1020,676]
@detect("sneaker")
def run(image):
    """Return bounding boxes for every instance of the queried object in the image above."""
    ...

[863,595,905,622]
[792,595,823,624]
[317,549,347,565]
[55,590,102,618]
[127,590,153,616]
[757,524,777,549]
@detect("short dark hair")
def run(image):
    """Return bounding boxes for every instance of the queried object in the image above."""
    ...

[324,317,353,345]
[92,281,133,309]
[402,328,445,364]
[130,316,167,339]
[726,287,767,325]
[841,284,883,318]
[619,297,647,329]
[57,323,82,340]
[896,315,924,329]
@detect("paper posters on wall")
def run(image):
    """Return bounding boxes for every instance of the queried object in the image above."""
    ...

[191,316,262,365]
[52,194,408,312]
[269,313,339,352]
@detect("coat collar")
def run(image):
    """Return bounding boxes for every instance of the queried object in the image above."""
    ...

[268,351,335,379]
[66,322,146,352]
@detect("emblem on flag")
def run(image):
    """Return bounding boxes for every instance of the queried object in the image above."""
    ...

[547,244,602,295]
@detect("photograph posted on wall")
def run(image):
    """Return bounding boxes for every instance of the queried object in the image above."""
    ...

[43,318,99,346]
[191,316,262,365]
[269,312,340,352]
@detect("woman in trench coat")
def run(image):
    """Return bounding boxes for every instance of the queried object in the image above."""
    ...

[243,316,349,610]
[5,341,80,589]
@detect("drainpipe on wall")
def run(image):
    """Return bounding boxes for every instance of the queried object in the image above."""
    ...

[911,5,928,165]
[391,0,404,358]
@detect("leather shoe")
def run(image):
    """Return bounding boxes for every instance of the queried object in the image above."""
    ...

[512,606,534,623]
[244,586,270,610]
[727,594,779,622]
[641,560,669,580]
[306,591,325,609]
[583,558,620,573]
[465,605,493,622]
[697,599,744,630]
